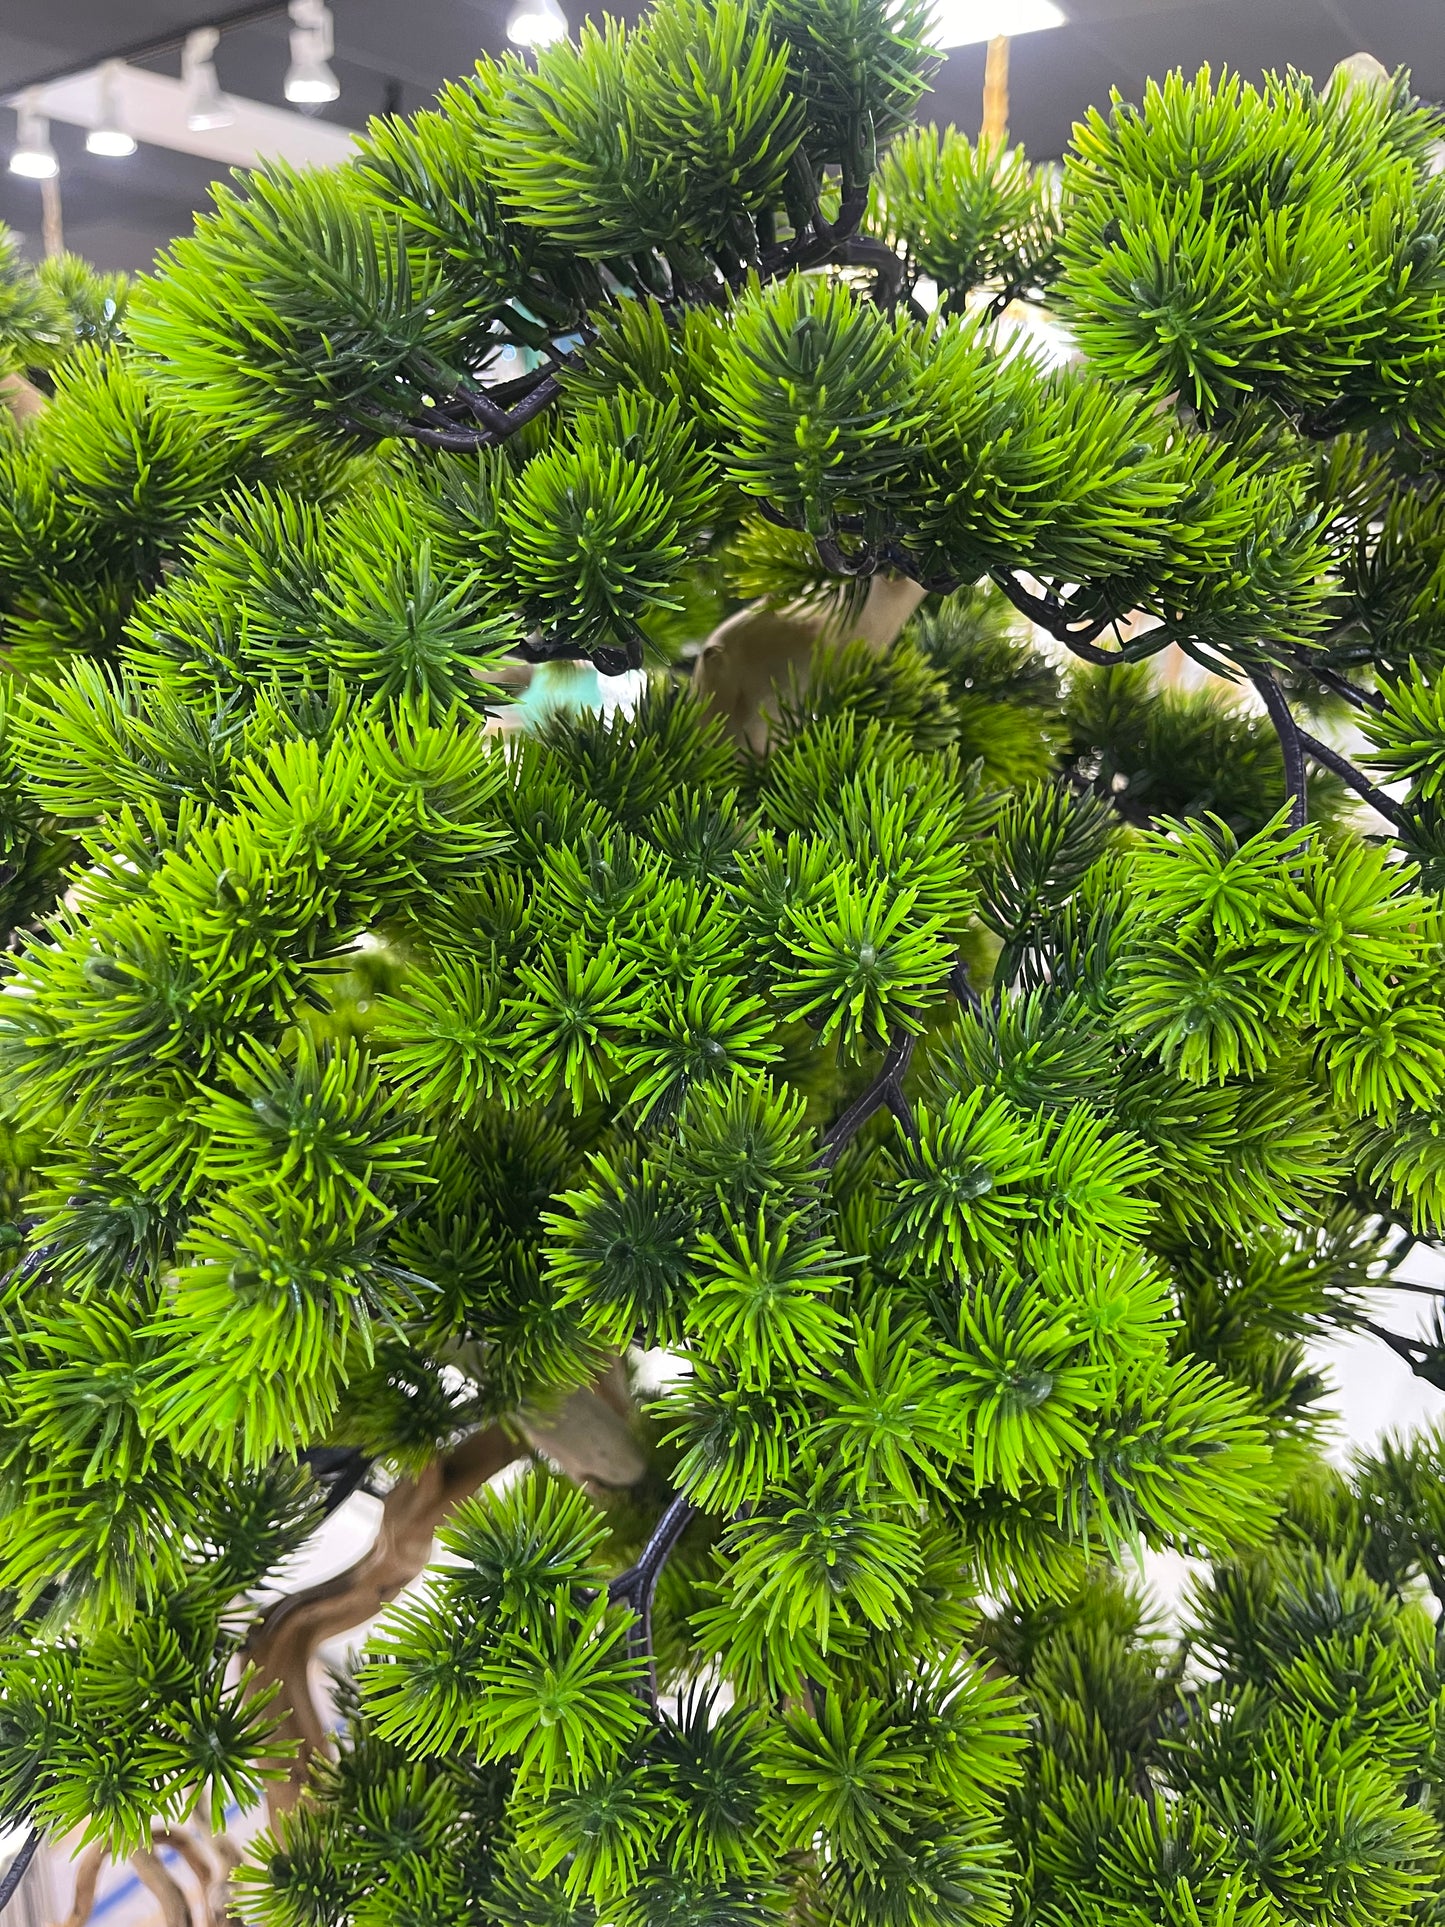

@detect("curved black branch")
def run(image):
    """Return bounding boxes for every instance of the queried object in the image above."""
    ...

[836,234,907,307]
[608,1494,696,1703]
[299,1446,375,1517]
[609,1495,695,1611]
[517,631,642,677]
[462,361,568,408]
[380,196,885,455]
[1288,652,1386,714]
[1252,673,1308,830]
[1361,1319,1445,1391]
[0,1830,39,1913]
[950,954,983,1014]
[759,185,871,280]
[815,533,877,578]
[1295,728,1413,834]
[989,571,1130,662]
[819,1029,917,1169]
[372,374,566,452]
[886,1085,919,1145]
[745,519,1141,661]
[346,411,491,452]
[456,373,563,438]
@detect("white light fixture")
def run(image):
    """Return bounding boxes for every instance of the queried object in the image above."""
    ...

[930,0,1065,48]
[85,63,137,157]
[9,95,58,179]
[183,28,234,132]
[285,0,340,105]
[507,0,569,49]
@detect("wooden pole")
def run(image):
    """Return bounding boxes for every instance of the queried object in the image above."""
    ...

[981,33,1010,146]
[40,174,63,258]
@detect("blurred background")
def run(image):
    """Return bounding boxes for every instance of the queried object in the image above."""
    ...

[2,0,1444,272]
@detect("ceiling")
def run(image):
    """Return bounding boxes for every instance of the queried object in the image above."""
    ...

[1,0,1440,274]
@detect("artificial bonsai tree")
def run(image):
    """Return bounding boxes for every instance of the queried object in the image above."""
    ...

[3,9,1445,1923]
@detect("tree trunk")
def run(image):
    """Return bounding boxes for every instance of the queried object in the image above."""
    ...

[694,576,927,751]
[52,1842,105,1927]
[130,1851,192,1927]
[247,1424,520,1813]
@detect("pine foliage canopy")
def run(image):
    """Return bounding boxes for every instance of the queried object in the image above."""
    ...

[0,13,1444,1927]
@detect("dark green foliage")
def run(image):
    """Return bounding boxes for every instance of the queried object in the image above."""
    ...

[874,130,1059,307]
[768,0,934,194]
[132,162,481,450]
[3,21,1445,1927]
[995,1456,1445,1926]
[1058,65,1445,430]
[0,229,127,376]
[1064,663,1350,835]
[0,309,344,682]
[0,1461,323,1852]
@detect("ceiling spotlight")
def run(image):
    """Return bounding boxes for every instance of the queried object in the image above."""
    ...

[930,0,1065,48]
[183,29,234,132]
[9,96,58,180]
[86,63,137,158]
[507,0,569,49]
[285,0,340,105]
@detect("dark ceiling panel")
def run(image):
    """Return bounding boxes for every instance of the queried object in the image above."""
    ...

[1335,0,1445,86]
[0,2,213,90]
[317,0,508,94]
[1077,0,1358,90]
[0,0,1439,272]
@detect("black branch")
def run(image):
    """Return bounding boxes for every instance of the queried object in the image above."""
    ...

[1361,1320,1445,1393]
[836,234,907,307]
[598,993,966,1695]
[608,1494,697,1703]
[1295,727,1414,834]
[819,1029,917,1168]
[1252,672,1308,830]
[373,188,880,457]
[517,631,644,677]
[1289,652,1387,714]
[299,1445,376,1517]
[760,184,872,280]
[455,373,564,439]
[0,1830,39,1913]
[950,953,983,1014]
[367,372,565,453]
[990,571,1126,662]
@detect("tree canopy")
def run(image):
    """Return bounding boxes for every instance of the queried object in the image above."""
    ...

[2,10,1445,1926]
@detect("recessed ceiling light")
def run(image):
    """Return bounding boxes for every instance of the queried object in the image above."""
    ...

[86,63,137,158]
[9,98,58,179]
[285,0,340,105]
[183,29,235,132]
[507,0,569,49]
[931,0,1065,49]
